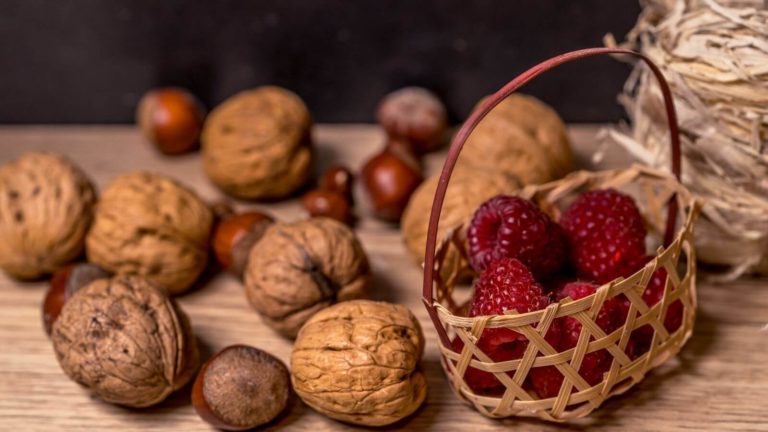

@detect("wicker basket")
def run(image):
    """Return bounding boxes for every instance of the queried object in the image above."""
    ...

[421,47,701,422]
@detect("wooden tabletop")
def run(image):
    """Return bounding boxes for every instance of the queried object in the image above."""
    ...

[0,125,766,432]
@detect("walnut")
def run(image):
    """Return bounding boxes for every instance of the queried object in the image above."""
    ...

[86,171,213,295]
[244,217,370,338]
[51,275,199,408]
[457,93,573,185]
[0,152,96,279]
[202,86,313,200]
[291,300,427,426]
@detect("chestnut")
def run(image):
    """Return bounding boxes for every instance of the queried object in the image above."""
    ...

[210,199,235,221]
[360,139,423,222]
[212,211,274,278]
[376,86,449,154]
[192,345,290,431]
[319,165,354,203]
[301,189,353,225]
[136,87,206,155]
[42,263,109,335]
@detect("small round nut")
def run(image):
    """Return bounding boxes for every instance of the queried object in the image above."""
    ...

[202,86,313,200]
[212,211,274,278]
[244,218,370,338]
[291,300,426,426]
[86,171,213,295]
[0,152,96,279]
[360,140,423,222]
[377,87,448,154]
[319,165,354,203]
[301,189,352,226]
[136,87,206,155]
[42,263,109,336]
[192,345,290,431]
[51,275,199,408]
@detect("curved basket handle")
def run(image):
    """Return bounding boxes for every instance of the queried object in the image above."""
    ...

[422,47,681,347]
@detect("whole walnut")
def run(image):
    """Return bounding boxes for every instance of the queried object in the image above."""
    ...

[202,86,313,200]
[0,152,96,279]
[291,300,426,426]
[401,167,519,276]
[457,93,573,185]
[51,275,199,408]
[244,217,370,338]
[86,171,213,295]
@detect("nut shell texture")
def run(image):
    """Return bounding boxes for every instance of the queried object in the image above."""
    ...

[0,152,95,279]
[51,275,198,408]
[202,86,313,199]
[86,171,212,295]
[291,300,427,426]
[245,218,370,338]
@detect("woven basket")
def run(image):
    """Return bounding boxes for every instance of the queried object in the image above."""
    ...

[421,48,701,422]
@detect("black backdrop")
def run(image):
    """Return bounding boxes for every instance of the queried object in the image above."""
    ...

[0,1,640,124]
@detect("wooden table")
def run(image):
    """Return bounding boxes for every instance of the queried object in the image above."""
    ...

[0,125,766,431]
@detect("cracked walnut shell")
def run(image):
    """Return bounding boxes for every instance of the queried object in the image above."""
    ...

[0,152,96,279]
[51,275,199,408]
[291,300,427,426]
[244,217,370,338]
[202,86,313,200]
[86,171,213,295]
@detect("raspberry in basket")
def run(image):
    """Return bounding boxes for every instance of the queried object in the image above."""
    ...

[467,195,566,278]
[560,189,647,283]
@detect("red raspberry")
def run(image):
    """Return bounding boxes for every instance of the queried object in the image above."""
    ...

[529,282,627,398]
[560,189,647,283]
[467,195,566,278]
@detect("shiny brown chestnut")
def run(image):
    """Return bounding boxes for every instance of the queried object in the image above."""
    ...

[319,165,354,203]
[136,87,206,155]
[301,189,353,225]
[191,345,290,431]
[376,86,449,154]
[212,211,274,278]
[360,139,423,222]
[42,263,109,336]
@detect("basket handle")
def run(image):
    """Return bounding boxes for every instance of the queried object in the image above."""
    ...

[422,47,681,348]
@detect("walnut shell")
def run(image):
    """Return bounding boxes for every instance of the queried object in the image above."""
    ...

[51,275,199,408]
[202,86,313,200]
[0,152,96,279]
[86,171,213,295]
[291,300,426,426]
[244,217,370,339]
[458,93,573,185]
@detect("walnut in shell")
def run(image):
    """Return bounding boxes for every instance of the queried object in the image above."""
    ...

[86,171,213,295]
[51,275,199,408]
[202,86,313,200]
[291,300,426,426]
[0,152,96,279]
[244,217,370,338]
[458,93,573,185]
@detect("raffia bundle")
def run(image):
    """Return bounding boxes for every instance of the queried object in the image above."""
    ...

[605,0,768,278]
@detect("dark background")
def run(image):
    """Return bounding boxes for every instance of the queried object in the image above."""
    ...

[0,1,640,124]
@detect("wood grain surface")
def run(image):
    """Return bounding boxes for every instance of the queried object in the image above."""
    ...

[0,125,766,431]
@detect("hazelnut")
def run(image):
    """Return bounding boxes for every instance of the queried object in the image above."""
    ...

[192,345,290,430]
[209,199,236,221]
[51,275,199,407]
[319,165,354,203]
[212,211,274,278]
[360,139,423,222]
[376,86,448,154]
[301,189,353,226]
[42,263,109,336]
[244,218,370,338]
[136,87,206,155]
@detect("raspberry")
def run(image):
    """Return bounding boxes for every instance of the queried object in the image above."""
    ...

[560,189,647,283]
[467,195,566,278]
[529,282,627,398]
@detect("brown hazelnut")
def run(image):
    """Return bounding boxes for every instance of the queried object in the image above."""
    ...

[136,87,206,155]
[301,189,353,225]
[360,140,423,222]
[42,263,109,336]
[209,200,236,221]
[319,165,354,203]
[376,86,448,154]
[212,211,274,278]
[192,345,290,430]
